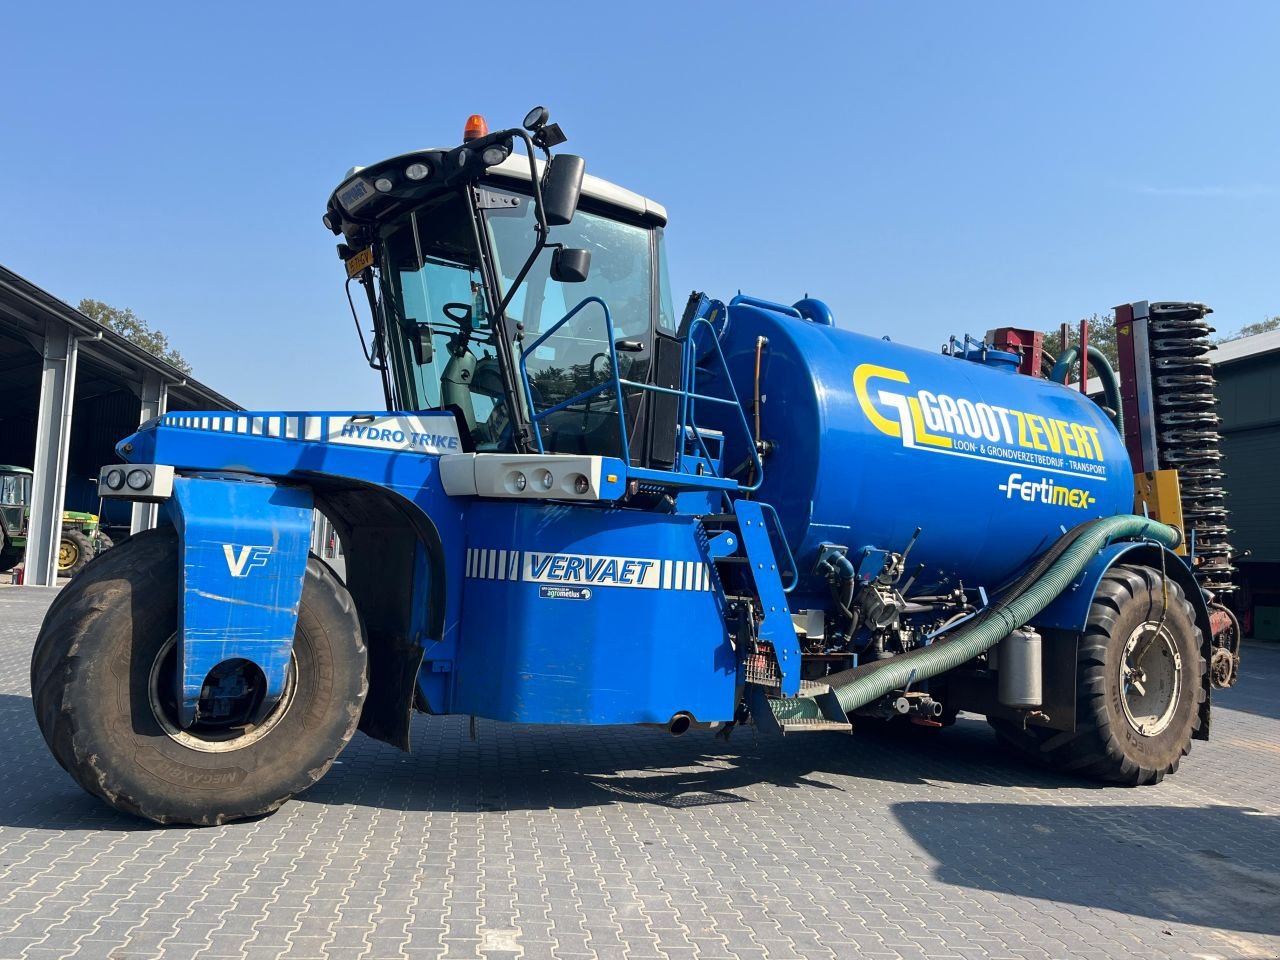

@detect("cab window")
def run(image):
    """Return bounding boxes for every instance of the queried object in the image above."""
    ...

[484,190,655,457]
[377,193,512,449]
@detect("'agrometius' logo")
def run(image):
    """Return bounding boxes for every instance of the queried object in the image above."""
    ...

[851,363,1110,480]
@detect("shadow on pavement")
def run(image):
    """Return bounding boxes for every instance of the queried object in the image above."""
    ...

[0,693,153,831]
[299,713,1105,816]
[6,678,1263,848]
[893,798,1280,937]
[5,672,1120,829]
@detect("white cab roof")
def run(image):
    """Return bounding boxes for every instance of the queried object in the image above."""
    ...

[485,154,667,226]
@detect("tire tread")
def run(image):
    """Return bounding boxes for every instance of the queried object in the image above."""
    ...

[990,563,1204,786]
[31,527,367,825]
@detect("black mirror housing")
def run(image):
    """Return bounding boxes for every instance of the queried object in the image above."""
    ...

[551,247,591,283]
[541,154,585,227]
[404,320,434,365]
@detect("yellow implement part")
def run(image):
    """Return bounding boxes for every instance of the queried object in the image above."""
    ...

[1134,470,1187,556]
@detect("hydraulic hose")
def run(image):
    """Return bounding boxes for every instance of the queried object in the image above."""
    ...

[1051,345,1123,435]
[770,514,1181,723]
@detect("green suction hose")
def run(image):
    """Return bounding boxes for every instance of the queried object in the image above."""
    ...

[1051,345,1124,435]
[770,514,1181,723]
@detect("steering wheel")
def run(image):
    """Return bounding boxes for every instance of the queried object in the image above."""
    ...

[442,303,472,324]
[441,303,475,357]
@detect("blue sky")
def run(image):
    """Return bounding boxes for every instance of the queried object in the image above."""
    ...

[5,2,1277,410]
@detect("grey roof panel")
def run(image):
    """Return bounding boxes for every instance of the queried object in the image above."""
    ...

[1212,328,1280,366]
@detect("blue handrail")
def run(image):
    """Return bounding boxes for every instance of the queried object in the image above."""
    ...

[682,315,764,491]
[519,297,627,456]
[517,296,763,490]
[758,501,799,592]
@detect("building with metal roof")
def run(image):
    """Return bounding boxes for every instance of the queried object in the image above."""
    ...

[1212,327,1280,637]
[0,264,238,585]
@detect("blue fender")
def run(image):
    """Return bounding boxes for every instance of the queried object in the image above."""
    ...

[166,475,314,726]
[117,410,471,734]
[1032,539,1213,739]
[1034,541,1209,637]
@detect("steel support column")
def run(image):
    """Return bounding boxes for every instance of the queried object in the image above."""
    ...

[130,370,168,534]
[26,319,79,586]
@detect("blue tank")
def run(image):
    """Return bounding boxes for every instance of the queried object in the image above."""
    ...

[709,298,1135,595]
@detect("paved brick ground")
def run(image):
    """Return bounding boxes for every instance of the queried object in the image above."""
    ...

[1,584,1278,960]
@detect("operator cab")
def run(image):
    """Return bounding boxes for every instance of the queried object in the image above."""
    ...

[0,465,33,536]
[324,110,681,466]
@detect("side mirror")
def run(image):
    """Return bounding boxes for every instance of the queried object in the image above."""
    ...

[404,320,434,365]
[551,247,591,283]
[541,154,585,227]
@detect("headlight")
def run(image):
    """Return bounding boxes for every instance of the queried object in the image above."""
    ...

[573,474,590,495]
[507,471,527,493]
[405,162,431,181]
[99,463,173,500]
[374,176,394,193]
[481,145,509,166]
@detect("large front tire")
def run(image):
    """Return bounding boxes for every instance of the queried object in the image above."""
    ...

[31,526,368,825]
[991,564,1204,785]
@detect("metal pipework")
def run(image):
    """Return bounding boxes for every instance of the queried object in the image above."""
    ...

[1051,345,1123,434]
[771,515,1182,723]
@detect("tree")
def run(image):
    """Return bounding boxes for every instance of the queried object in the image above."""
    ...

[1214,315,1280,344]
[1039,313,1119,375]
[77,299,192,374]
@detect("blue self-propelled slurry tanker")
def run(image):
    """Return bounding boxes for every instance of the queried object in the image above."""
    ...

[32,108,1242,824]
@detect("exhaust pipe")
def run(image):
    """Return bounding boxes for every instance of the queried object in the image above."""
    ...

[668,712,694,736]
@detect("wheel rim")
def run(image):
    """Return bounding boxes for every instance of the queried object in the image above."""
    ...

[148,634,297,754]
[1119,621,1182,737]
[58,539,77,570]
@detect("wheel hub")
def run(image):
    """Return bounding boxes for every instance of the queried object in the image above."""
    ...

[1119,621,1182,737]
[148,635,297,753]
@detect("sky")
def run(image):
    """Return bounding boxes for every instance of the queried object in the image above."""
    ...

[4,2,1278,410]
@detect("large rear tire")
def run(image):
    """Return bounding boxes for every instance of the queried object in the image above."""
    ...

[31,526,368,824]
[990,563,1204,785]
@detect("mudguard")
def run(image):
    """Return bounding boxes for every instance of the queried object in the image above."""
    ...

[1032,540,1213,740]
[166,475,313,726]
[116,410,470,738]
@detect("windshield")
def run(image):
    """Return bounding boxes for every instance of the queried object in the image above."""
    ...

[372,182,668,460]
[376,192,513,449]
[484,189,659,458]
[486,191,654,341]
[0,472,30,507]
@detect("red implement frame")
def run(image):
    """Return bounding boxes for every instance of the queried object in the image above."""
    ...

[989,328,1045,377]
[1112,302,1145,468]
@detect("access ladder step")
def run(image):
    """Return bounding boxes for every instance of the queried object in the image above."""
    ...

[698,513,739,525]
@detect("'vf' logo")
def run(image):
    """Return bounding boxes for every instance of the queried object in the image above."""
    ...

[222,544,273,577]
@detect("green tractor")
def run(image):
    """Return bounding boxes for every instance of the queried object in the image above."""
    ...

[0,465,113,577]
